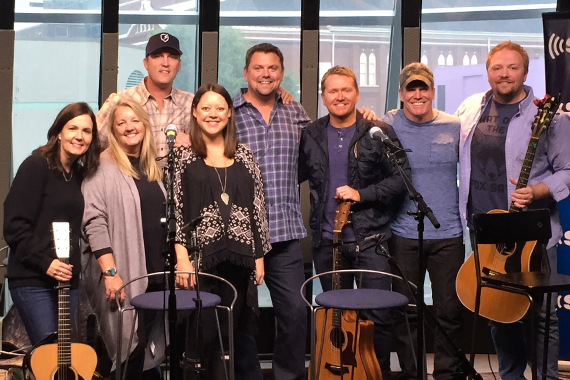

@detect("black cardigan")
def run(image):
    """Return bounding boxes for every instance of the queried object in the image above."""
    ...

[173,143,271,271]
[4,153,83,289]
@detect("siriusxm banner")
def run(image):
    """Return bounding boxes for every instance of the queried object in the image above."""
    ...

[543,12,570,106]
[543,11,570,360]
[557,198,570,359]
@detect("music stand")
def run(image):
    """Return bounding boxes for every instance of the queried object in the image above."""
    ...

[470,209,570,380]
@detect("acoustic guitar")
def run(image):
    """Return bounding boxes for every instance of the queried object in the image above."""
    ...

[313,201,382,379]
[455,94,560,323]
[29,222,97,380]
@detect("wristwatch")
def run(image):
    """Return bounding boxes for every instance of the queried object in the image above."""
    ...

[103,267,117,276]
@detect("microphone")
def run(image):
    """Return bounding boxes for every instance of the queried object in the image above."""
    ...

[368,126,401,153]
[164,124,178,147]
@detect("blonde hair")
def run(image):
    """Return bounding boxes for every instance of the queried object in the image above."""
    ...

[321,66,359,93]
[486,41,529,75]
[106,100,162,181]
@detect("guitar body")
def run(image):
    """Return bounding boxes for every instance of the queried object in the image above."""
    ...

[30,343,97,380]
[314,309,382,380]
[456,209,540,323]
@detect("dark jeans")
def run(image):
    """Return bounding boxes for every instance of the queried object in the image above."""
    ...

[263,240,308,380]
[10,286,78,346]
[313,239,393,380]
[388,234,465,380]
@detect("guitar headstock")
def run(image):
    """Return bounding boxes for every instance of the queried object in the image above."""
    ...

[333,200,351,233]
[531,94,560,138]
[52,222,70,259]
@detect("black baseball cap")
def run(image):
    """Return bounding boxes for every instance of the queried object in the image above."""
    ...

[145,33,183,56]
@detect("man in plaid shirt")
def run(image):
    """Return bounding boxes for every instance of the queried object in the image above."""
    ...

[97,32,194,158]
[233,43,311,380]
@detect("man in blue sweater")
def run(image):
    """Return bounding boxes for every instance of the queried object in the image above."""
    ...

[382,62,465,380]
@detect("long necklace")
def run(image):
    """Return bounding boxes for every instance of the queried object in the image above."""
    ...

[213,167,229,205]
[62,170,73,182]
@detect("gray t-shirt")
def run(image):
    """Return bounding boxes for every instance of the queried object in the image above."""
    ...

[382,110,462,239]
[467,99,520,228]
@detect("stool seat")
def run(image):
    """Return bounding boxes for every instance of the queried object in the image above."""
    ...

[130,289,221,311]
[315,288,408,310]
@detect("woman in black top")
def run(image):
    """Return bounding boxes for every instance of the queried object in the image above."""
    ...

[3,102,100,345]
[173,83,271,380]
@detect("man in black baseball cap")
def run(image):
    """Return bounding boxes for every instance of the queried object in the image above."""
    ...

[96,31,193,154]
[145,32,183,56]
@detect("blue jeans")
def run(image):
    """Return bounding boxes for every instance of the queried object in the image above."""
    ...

[263,240,308,380]
[313,239,393,380]
[10,286,78,346]
[389,234,465,380]
[489,245,559,380]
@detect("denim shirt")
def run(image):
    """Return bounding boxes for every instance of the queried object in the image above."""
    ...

[456,86,570,248]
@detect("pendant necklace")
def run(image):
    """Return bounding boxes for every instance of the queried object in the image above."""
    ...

[63,170,72,182]
[214,167,229,205]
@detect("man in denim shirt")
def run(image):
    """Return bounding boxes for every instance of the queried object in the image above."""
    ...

[456,41,570,380]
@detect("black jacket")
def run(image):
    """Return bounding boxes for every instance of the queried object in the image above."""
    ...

[299,112,410,250]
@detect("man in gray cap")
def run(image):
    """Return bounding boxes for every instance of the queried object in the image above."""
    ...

[97,32,193,153]
[382,62,465,380]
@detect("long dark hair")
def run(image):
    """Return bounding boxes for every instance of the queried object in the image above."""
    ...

[36,102,100,178]
[189,83,238,158]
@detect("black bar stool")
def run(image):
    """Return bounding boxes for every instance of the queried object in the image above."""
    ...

[301,269,411,380]
[115,271,237,380]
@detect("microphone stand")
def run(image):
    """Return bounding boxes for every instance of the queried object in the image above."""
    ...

[162,139,180,380]
[380,142,482,380]
[180,218,207,380]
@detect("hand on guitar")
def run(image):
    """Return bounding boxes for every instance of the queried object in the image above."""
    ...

[255,257,265,285]
[509,178,549,209]
[104,274,125,304]
[336,185,360,202]
[47,259,73,282]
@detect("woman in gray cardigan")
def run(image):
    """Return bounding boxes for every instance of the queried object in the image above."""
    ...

[81,100,166,379]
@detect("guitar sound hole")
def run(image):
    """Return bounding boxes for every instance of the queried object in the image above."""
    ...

[329,327,345,349]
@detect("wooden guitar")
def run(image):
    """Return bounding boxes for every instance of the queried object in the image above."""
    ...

[29,222,97,380]
[313,201,382,379]
[456,94,560,323]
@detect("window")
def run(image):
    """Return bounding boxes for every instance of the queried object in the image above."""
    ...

[13,0,101,172]
[118,1,199,96]
[318,0,396,117]
[368,51,376,86]
[422,1,553,114]
[360,52,368,85]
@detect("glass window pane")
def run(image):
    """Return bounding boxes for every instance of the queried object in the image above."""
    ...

[319,0,396,117]
[218,24,301,101]
[219,3,302,307]
[422,1,555,114]
[117,2,198,96]
[13,0,101,173]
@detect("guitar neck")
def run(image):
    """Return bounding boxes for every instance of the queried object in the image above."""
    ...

[58,258,71,367]
[509,136,538,212]
[331,232,342,327]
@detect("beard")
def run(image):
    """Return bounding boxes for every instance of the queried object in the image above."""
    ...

[493,82,525,103]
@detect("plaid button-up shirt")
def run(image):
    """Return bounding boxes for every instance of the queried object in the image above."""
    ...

[233,89,311,243]
[96,77,194,160]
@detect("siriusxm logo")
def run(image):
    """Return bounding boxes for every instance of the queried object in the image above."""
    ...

[548,33,570,60]
[558,293,570,310]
